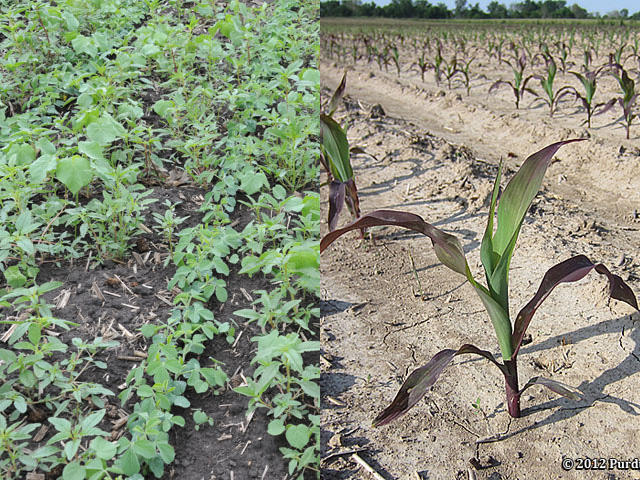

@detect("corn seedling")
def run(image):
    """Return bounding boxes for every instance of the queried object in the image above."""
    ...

[320,72,362,233]
[456,56,475,96]
[489,54,537,109]
[533,55,573,117]
[568,66,616,128]
[433,43,444,86]
[321,140,638,425]
[612,66,637,139]
[390,45,401,77]
[411,52,431,83]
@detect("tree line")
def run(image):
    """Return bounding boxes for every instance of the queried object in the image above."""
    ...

[320,0,640,20]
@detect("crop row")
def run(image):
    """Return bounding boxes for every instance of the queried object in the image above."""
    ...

[321,20,639,137]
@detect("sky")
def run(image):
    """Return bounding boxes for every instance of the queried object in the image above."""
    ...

[369,0,640,16]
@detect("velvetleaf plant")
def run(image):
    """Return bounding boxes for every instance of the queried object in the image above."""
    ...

[321,140,639,425]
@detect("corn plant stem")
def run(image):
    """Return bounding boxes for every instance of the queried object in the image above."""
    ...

[504,359,521,418]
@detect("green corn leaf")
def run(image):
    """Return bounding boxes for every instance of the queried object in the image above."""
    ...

[480,159,503,278]
[470,280,514,359]
[488,139,585,308]
[320,113,352,182]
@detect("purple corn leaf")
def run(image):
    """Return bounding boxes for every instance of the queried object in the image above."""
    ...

[343,178,361,224]
[327,71,347,116]
[328,181,346,231]
[350,146,379,162]
[373,344,506,427]
[321,210,515,357]
[519,376,583,401]
[593,98,617,116]
[320,210,469,275]
[489,80,513,95]
[511,255,639,359]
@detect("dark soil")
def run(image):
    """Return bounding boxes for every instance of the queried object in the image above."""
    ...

[2,185,292,479]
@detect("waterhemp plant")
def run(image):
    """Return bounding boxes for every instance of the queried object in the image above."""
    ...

[321,140,638,425]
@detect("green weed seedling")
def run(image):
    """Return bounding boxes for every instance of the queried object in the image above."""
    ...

[322,140,638,425]
[152,199,189,254]
[234,330,320,477]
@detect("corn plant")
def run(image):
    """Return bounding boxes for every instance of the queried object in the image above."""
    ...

[533,56,573,117]
[320,72,361,233]
[432,43,444,86]
[611,66,637,139]
[390,45,401,77]
[568,66,616,128]
[456,56,475,96]
[555,42,572,73]
[489,54,537,109]
[321,140,638,424]
[443,56,459,90]
[411,52,431,83]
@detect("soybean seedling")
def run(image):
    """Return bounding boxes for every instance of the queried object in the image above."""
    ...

[321,140,638,425]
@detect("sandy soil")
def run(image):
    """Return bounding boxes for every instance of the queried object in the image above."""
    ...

[320,40,640,480]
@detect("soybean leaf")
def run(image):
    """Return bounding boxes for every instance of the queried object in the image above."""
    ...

[511,255,639,359]
[373,344,506,427]
[56,156,93,195]
[240,170,268,195]
[29,154,57,183]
